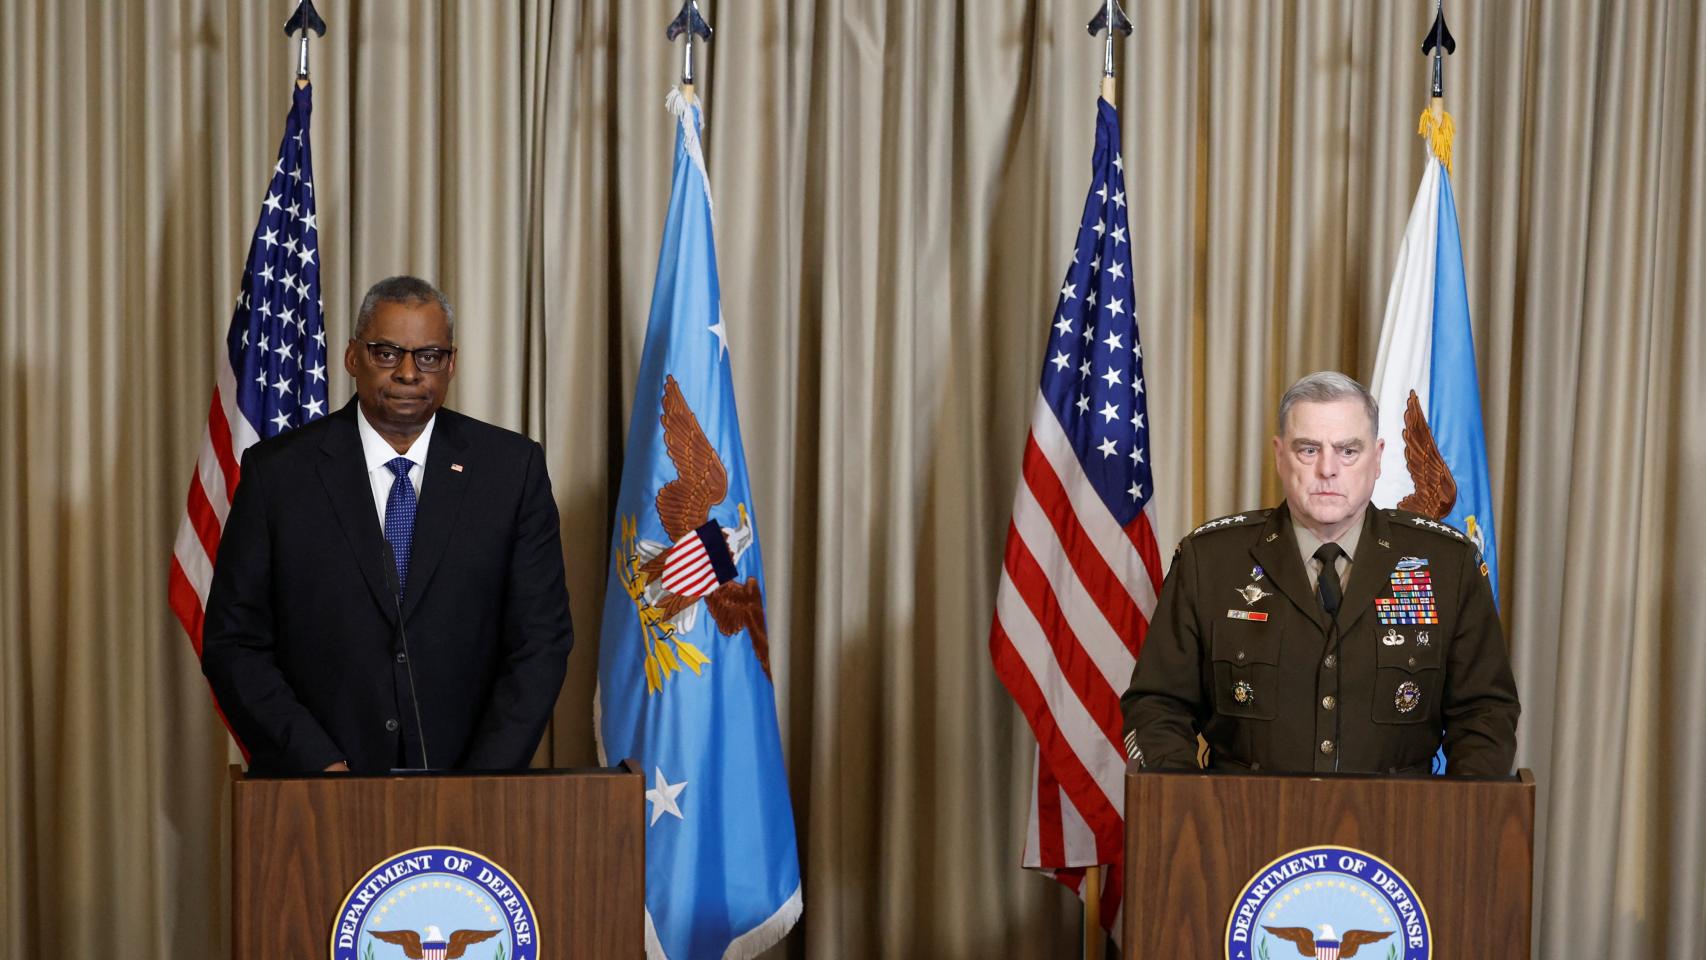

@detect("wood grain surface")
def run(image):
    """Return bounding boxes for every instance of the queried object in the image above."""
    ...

[1123,768,1534,958]
[231,765,644,959]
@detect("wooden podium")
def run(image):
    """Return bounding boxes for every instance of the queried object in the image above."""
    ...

[230,763,645,959]
[1123,768,1534,958]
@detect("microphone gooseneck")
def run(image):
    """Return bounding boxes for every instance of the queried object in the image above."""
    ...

[381,538,431,769]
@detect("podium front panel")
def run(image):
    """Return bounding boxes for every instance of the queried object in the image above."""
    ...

[231,767,643,959]
[1123,769,1534,959]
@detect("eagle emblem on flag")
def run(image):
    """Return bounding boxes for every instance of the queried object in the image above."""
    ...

[615,374,770,693]
[1261,923,1393,959]
[1396,389,1487,557]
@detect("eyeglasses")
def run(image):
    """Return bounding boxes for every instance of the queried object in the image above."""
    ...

[354,339,456,373]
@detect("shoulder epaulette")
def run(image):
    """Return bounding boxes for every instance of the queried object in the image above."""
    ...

[1384,508,1468,543]
[1186,509,1269,539]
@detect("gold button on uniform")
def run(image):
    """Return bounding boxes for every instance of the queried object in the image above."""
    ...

[1321,695,1336,711]
[1320,740,1335,755]
[1323,654,1337,669]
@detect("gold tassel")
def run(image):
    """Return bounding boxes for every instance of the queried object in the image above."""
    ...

[1417,99,1455,174]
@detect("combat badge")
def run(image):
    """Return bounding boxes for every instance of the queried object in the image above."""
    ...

[1394,681,1422,713]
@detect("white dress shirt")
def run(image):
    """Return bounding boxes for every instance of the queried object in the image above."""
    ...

[355,405,436,526]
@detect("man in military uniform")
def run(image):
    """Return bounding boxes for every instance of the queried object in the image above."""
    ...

[1121,372,1519,776]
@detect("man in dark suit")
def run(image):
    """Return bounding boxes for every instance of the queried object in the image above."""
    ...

[202,276,572,774]
[1121,372,1518,776]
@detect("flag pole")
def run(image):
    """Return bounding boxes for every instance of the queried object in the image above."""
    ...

[1080,8,1129,957]
[283,0,327,89]
[668,0,713,106]
[1419,0,1458,172]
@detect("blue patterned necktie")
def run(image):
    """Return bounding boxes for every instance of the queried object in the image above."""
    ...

[383,456,417,597]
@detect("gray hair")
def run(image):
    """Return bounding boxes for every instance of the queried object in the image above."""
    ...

[1276,371,1379,437]
[353,275,456,341]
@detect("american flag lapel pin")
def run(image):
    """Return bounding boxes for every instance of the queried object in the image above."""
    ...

[451,463,464,473]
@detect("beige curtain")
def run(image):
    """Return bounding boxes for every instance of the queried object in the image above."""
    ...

[2,1,1702,956]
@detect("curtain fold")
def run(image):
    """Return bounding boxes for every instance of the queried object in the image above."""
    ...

[2,2,1701,956]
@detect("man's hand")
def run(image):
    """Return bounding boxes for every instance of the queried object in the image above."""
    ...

[323,761,350,772]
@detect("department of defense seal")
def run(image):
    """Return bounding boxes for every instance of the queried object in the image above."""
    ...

[330,846,540,960]
[1224,845,1430,960]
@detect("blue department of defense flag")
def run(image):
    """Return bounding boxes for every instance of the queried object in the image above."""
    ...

[1369,120,1499,600]
[596,89,802,960]
[1369,109,1501,776]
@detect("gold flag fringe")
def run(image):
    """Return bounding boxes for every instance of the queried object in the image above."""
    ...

[1418,100,1455,174]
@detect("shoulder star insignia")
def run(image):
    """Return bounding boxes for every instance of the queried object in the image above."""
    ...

[1189,511,1264,537]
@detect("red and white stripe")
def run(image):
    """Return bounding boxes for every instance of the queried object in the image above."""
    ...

[989,395,1163,941]
[660,530,720,598]
[168,351,259,748]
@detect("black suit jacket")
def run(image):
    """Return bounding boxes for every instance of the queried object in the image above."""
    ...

[201,399,573,774]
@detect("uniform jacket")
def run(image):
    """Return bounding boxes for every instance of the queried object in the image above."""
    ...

[1121,504,1519,776]
[201,399,573,774]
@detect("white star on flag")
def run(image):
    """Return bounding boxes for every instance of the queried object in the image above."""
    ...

[708,315,730,358]
[647,767,688,827]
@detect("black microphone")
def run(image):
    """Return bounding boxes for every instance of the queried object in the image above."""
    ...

[380,538,431,770]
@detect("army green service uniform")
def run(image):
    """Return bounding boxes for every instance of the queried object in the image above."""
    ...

[1121,504,1519,776]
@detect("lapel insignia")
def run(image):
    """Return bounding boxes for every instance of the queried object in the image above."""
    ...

[1236,583,1271,606]
[450,463,465,473]
[1377,538,1391,549]
[1264,532,1279,543]
[1394,680,1422,713]
[1381,628,1406,646]
[1226,609,1269,622]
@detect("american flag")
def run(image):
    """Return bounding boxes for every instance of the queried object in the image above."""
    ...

[988,98,1162,939]
[169,83,328,685]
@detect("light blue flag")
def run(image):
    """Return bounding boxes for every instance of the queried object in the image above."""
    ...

[1370,132,1502,775]
[597,90,802,959]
